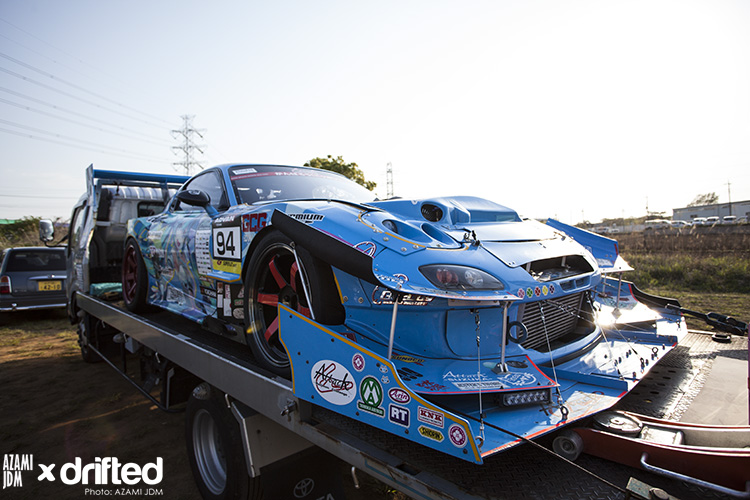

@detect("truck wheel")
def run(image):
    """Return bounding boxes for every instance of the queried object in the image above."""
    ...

[244,231,343,377]
[77,312,102,363]
[122,239,151,312]
[186,384,258,500]
[552,429,584,461]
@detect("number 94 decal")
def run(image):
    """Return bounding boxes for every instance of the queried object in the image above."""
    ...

[212,227,241,260]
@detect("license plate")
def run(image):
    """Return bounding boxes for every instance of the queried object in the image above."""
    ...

[38,280,62,291]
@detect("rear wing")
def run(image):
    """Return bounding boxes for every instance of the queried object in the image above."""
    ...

[546,219,632,273]
[85,164,189,214]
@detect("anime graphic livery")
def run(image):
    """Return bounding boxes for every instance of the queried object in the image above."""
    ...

[124,164,686,463]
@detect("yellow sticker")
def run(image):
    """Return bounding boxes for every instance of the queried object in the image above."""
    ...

[213,259,241,274]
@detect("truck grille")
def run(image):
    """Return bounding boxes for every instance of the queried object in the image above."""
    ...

[517,292,584,351]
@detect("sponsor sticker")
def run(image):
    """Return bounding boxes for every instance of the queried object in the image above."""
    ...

[213,215,237,225]
[415,379,446,392]
[388,404,410,428]
[352,353,365,372]
[372,289,432,306]
[213,259,241,274]
[388,388,411,404]
[448,424,468,448]
[499,372,537,387]
[397,367,423,381]
[391,354,424,365]
[418,426,444,442]
[357,376,385,417]
[311,361,356,406]
[354,241,377,256]
[288,213,324,224]
[442,370,537,390]
[417,406,445,428]
[241,213,268,233]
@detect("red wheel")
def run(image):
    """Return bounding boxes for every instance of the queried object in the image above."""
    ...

[122,239,150,312]
[245,232,310,376]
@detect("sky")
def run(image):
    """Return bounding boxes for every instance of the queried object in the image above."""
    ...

[0,0,748,224]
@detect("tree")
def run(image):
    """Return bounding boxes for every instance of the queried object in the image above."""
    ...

[304,155,376,191]
[687,192,718,207]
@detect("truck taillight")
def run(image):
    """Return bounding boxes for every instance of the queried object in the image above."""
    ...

[0,275,10,294]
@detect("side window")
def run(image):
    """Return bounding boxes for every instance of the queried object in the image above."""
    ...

[69,205,88,255]
[138,202,165,217]
[174,171,227,212]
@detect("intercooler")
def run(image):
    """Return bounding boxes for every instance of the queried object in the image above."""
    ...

[517,291,585,351]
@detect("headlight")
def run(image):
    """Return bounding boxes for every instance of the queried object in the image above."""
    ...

[419,265,504,290]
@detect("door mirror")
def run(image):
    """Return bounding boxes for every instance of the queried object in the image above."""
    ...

[175,189,218,217]
[39,219,55,242]
[176,189,211,207]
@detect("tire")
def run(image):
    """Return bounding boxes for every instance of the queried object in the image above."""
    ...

[122,238,151,313]
[244,231,343,377]
[77,312,102,363]
[185,384,258,500]
[552,429,584,461]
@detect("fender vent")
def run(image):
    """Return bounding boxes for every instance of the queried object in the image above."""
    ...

[421,203,443,222]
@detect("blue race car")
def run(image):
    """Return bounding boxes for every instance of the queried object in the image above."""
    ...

[123,163,685,463]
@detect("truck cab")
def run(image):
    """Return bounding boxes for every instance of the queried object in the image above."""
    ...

[41,165,187,352]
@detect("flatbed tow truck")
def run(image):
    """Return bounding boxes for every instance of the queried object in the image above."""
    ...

[44,166,749,500]
[71,292,748,500]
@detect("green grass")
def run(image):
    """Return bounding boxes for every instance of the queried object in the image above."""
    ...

[623,252,750,294]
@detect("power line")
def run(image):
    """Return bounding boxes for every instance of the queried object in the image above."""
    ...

[0,126,172,164]
[0,19,175,127]
[0,88,173,146]
[0,65,167,130]
[0,17,124,84]
[0,193,79,200]
[0,51,172,127]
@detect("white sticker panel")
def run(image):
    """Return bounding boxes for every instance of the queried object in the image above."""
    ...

[195,229,212,275]
[212,226,241,260]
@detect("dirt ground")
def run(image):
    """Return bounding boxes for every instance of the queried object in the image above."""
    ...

[0,310,397,500]
[2,291,747,499]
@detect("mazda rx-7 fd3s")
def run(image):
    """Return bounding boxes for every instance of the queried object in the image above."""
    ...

[123,164,685,463]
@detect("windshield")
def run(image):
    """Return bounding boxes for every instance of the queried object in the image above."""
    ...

[228,165,376,205]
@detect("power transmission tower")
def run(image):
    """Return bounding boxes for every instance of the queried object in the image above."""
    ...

[386,162,394,198]
[171,115,205,175]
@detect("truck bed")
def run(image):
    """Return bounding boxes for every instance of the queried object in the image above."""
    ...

[77,292,745,499]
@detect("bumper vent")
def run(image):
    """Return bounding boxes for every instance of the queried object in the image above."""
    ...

[518,292,584,351]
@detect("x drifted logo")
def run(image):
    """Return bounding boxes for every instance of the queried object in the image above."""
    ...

[3,454,164,489]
